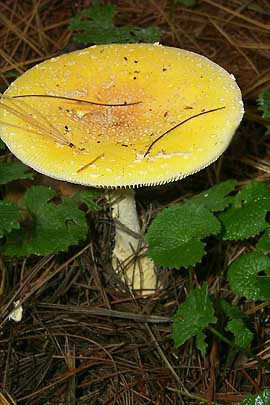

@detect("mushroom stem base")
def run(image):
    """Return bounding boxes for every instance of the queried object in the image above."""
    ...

[109,189,157,294]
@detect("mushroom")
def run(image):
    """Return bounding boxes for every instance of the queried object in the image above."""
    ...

[0,44,244,293]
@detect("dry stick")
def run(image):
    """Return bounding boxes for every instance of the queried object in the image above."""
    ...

[37,302,171,324]
[12,94,142,107]
[145,324,184,389]
[144,106,226,157]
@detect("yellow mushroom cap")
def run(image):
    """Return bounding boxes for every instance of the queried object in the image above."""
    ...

[0,44,244,188]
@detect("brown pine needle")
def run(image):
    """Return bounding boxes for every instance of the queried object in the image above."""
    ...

[12,94,142,107]
[0,96,69,145]
[144,106,226,156]
[77,153,105,173]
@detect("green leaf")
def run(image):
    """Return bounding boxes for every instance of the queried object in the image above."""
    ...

[175,0,197,7]
[2,185,88,256]
[173,284,217,355]
[0,139,6,150]
[225,319,253,349]
[257,89,270,120]
[220,181,270,240]
[70,189,101,211]
[191,180,237,212]
[220,299,253,349]
[69,1,160,44]
[0,201,21,237]
[146,201,220,268]
[257,228,270,253]
[195,331,208,357]
[0,162,33,184]
[220,299,243,320]
[241,390,270,405]
[228,252,270,301]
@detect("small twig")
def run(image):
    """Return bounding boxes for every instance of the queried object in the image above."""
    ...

[145,324,185,405]
[37,302,172,324]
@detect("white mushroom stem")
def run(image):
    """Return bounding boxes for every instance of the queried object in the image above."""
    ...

[109,189,157,293]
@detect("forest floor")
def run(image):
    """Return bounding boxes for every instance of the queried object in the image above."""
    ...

[0,1,270,404]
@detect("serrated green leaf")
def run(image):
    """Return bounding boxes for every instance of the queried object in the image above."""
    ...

[257,228,270,253]
[220,299,243,320]
[155,238,206,269]
[0,201,21,237]
[0,139,6,150]
[228,252,270,301]
[235,181,270,204]
[24,185,56,213]
[220,299,253,348]
[225,319,253,349]
[146,201,220,268]
[221,204,267,240]
[2,185,88,256]
[220,181,270,240]
[191,180,237,212]
[241,390,270,405]
[173,284,217,351]
[257,89,270,120]
[0,162,33,184]
[69,1,160,45]
[196,330,207,357]
[70,189,101,211]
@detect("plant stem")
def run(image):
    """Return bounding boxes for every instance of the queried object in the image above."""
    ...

[208,325,270,372]
[207,325,235,347]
